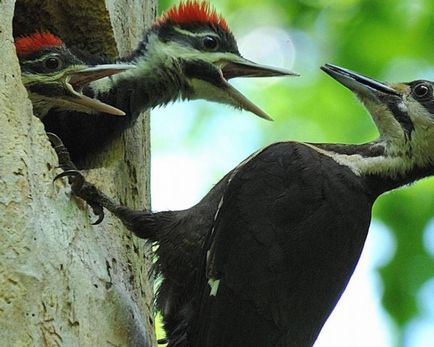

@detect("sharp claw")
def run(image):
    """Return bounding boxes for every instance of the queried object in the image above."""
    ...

[92,212,105,225]
[89,202,105,225]
[46,132,63,146]
[53,170,82,183]
[56,171,105,224]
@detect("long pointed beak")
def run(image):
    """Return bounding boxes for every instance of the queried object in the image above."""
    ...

[65,64,134,116]
[222,81,273,120]
[218,57,298,120]
[222,58,298,80]
[321,63,400,98]
[68,64,133,89]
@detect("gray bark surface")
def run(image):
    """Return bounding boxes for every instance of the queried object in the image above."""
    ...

[0,1,156,346]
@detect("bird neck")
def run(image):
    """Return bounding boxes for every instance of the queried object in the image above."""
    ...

[307,139,434,195]
[89,31,192,116]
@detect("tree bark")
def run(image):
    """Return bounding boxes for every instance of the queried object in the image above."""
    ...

[0,1,156,346]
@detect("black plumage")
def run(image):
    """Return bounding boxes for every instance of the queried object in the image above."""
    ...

[190,142,373,347]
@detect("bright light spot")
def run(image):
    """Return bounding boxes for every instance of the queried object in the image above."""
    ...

[418,278,434,318]
[396,0,425,26]
[151,101,265,211]
[289,30,321,77]
[402,278,434,347]
[151,151,211,210]
[423,218,434,256]
[239,26,296,81]
[369,221,397,267]
[404,318,434,347]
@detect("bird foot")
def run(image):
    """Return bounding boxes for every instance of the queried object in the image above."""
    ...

[48,132,105,224]
[46,132,76,172]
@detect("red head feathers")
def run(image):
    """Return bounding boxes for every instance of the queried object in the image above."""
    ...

[15,32,64,58]
[156,1,229,32]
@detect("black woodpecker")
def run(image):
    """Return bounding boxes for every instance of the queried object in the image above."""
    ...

[52,63,434,346]
[18,1,295,166]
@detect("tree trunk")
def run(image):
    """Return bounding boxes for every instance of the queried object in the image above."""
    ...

[0,1,156,346]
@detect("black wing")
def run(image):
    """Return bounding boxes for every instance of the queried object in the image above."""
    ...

[189,142,372,347]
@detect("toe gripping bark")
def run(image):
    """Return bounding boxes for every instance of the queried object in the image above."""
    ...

[47,132,105,224]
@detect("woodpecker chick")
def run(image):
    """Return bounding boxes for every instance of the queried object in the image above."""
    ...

[88,1,295,120]
[41,1,295,165]
[15,32,133,118]
[54,65,434,346]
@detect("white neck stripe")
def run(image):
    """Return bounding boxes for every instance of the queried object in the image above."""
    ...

[300,142,413,178]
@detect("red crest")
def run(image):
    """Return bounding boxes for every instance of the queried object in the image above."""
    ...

[15,32,64,57]
[156,1,229,32]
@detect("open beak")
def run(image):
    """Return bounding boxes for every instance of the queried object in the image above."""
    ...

[65,64,134,116]
[320,63,400,99]
[219,57,298,121]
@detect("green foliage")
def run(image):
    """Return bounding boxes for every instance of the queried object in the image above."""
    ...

[157,0,434,343]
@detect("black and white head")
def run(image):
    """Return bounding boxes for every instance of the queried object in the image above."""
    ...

[15,32,132,118]
[322,64,434,176]
[133,1,297,120]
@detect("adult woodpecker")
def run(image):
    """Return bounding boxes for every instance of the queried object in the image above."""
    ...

[53,63,434,346]
[18,1,295,165]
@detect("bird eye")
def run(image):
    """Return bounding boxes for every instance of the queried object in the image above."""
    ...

[43,55,63,71]
[413,83,432,100]
[202,36,219,51]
